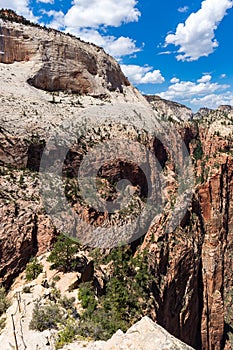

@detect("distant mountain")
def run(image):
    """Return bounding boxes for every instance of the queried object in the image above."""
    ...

[144,95,193,122]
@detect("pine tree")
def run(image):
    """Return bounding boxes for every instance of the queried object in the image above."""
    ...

[47,234,80,273]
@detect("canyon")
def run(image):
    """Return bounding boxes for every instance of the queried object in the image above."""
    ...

[0,10,233,350]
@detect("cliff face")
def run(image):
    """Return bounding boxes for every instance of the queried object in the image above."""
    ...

[197,121,233,350]
[0,10,152,288]
[1,10,233,350]
[143,105,233,350]
[144,95,193,122]
[0,10,129,94]
[0,167,56,287]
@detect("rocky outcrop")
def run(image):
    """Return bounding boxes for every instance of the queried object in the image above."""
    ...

[0,167,56,287]
[144,95,193,122]
[217,105,233,112]
[63,317,194,349]
[194,107,214,120]
[0,10,130,94]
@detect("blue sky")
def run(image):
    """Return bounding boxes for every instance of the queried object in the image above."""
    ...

[1,0,233,111]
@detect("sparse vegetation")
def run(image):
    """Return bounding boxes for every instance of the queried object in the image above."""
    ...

[30,288,79,348]
[29,244,154,345]
[0,287,10,317]
[77,246,154,340]
[25,257,43,281]
[55,318,79,349]
[0,316,6,334]
[30,302,63,331]
[47,234,81,273]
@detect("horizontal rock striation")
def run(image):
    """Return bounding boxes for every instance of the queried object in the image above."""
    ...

[0,10,130,94]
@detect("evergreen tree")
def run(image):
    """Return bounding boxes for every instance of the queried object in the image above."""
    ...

[47,234,80,273]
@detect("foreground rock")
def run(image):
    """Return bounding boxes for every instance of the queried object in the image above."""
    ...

[62,317,194,350]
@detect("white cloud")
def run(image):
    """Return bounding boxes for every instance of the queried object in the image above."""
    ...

[43,1,141,58]
[103,36,141,57]
[221,73,227,78]
[191,92,233,108]
[64,0,140,29]
[197,74,212,83]
[0,0,36,20]
[62,26,141,57]
[157,50,172,55]
[45,10,65,29]
[165,0,233,61]
[158,79,229,101]
[121,64,165,84]
[178,6,189,13]
[36,0,54,4]
[170,77,180,83]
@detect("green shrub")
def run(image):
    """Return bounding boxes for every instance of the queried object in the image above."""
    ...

[25,258,43,281]
[193,139,204,161]
[55,318,79,349]
[22,286,31,293]
[0,317,6,334]
[0,287,10,317]
[78,282,97,315]
[29,302,63,331]
[59,295,75,311]
[53,275,61,282]
[77,247,153,340]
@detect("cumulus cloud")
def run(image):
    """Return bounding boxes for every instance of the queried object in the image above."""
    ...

[64,0,140,29]
[158,79,229,101]
[197,74,212,83]
[43,0,141,58]
[0,0,36,20]
[36,0,54,4]
[121,64,165,84]
[191,92,233,108]
[178,6,189,13]
[165,0,233,61]
[103,36,141,57]
[45,10,65,29]
[170,77,180,83]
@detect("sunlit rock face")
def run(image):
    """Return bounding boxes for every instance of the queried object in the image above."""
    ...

[0,9,130,95]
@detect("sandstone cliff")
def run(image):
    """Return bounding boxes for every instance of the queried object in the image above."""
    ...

[140,105,233,350]
[144,95,193,122]
[0,9,130,95]
[0,8,153,294]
